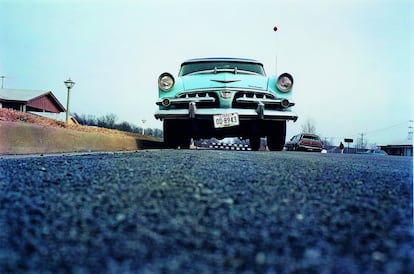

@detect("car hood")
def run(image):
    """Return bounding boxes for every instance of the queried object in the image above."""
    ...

[181,73,268,90]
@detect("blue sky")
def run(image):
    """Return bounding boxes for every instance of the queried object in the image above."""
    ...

[0,0,412,145]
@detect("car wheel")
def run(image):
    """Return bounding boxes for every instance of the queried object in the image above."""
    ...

[163,120,191,149]
[249,136,261,151]
[178,136,191,149]
[267,121,286,151]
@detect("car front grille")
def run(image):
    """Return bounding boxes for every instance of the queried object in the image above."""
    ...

[232,91,282,110]
[167,89,288,110]
[176,91,220,108]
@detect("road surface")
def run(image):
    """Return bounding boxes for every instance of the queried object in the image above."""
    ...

[0,150,412,273]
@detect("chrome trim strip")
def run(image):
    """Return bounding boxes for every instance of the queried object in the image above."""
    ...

[156,96,215,105]
[236,97,295,107]
[236,97,282,104]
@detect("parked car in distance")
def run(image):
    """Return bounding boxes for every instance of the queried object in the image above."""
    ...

[357,149,388,155]
[154,57,298,151]
[285,133,324,152]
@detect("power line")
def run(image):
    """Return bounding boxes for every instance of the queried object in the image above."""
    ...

[361,122,407,136]
[323,121,408,140]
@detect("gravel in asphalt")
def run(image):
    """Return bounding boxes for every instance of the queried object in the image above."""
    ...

[0,150,413,273]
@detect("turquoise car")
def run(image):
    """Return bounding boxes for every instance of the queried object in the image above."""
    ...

[154,58,298,150]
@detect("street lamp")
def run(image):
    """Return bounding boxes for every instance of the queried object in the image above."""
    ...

[142,119,147,135]
[64,78,75,123]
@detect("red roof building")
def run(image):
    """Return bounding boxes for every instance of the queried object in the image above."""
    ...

[0,89,65,113]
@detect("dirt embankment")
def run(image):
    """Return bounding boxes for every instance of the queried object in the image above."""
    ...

[0,109,161,155]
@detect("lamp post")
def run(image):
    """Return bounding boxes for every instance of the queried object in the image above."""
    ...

[64,78,75,123]
[142,119,147,135]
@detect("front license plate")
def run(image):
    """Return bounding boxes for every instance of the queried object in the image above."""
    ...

[213,113,239,128]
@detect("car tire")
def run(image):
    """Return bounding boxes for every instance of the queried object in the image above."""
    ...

[163,120,191,149]
[249,136,261,151]
[267,121,286,151]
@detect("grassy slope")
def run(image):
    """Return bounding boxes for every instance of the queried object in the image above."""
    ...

[0,109,160,154]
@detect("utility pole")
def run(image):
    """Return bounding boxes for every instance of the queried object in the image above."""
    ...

[361,133,364,149]
[357,132,365,152]
[1,76,5,89]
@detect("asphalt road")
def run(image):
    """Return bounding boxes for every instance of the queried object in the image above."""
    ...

[0,150,413,273]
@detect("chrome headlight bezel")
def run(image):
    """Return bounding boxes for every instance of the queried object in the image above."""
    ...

[276,73,294,93]
[158,72,175,91]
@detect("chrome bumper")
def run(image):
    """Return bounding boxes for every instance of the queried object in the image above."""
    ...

[154,107,298,122]
[299,145,323,151]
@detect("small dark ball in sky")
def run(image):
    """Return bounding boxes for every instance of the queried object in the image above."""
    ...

[273,26,278,31]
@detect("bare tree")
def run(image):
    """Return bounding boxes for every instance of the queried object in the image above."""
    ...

[301,118,316,134]
[115,121,133,132]
[322,137,334,147]
[97,113,118,129]
[73,113,97,126]
[73,112,164,137]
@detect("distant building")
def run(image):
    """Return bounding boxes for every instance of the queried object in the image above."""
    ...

[379,143,413,157]
[0,88,65,113]
[0,88,79,124]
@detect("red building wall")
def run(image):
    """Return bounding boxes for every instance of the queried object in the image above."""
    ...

[28,94,61,113]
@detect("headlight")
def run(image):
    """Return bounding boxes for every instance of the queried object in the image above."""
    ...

[276,73,294,92]
[158,72,175,91]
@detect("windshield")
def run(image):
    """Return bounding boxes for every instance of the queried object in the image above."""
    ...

[179,61,266,76]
